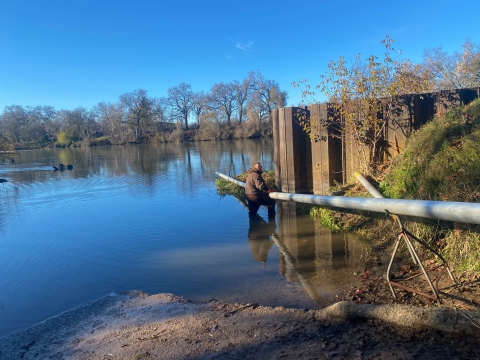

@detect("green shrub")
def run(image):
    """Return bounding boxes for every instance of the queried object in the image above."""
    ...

[215,178,245,199]
[56,131,76,146]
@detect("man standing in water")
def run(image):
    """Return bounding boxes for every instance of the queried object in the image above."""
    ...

[245,162,276,218]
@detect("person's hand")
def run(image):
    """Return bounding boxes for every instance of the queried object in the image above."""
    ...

[268,188,277,193]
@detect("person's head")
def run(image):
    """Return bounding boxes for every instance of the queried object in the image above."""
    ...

[253,162,263,172]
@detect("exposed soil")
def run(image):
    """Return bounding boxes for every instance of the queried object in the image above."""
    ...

[1,205,479,359]
[323,207,480,312]
[1,288,479,360]
[333,258,480,311]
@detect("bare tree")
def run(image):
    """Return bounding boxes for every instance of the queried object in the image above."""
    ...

[167,82,194,129]
[1,105,30,144]
[0,105,57,147]
[249,71,287,122]
[55,107,97,142]
[423,39,480,90]
[209,82,237,126]
[36,106,57,144]
[151,97,173,140]
[191,91,207,126]
[96,102,126,142]
[119,89,155,140]
[234,77,252,124]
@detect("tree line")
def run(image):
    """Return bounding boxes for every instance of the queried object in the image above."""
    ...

[0,70,287,150]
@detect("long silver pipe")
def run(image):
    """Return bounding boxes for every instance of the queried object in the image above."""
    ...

[215,172,246,187]
[215,172,480,225]
[354,171,383,199]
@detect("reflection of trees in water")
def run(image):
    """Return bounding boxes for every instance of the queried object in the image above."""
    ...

[174,139,273,195]
[197,139,273,175]
[0,139,273,198]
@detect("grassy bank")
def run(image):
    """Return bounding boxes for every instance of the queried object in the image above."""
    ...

[216,99,480,271]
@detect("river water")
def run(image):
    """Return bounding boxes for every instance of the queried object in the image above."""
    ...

[0,139,374,337]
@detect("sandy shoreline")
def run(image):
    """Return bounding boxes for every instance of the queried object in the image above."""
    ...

[1,290,479,359]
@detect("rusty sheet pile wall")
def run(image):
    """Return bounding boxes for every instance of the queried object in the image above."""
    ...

[272,88,479,195]
[272,107,312,194]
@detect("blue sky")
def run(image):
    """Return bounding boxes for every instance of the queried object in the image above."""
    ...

[1,0,479,112]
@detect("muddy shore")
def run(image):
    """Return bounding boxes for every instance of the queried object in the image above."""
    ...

[1,289,479,360]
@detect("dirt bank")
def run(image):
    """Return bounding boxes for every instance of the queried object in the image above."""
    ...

[1,291,479,360]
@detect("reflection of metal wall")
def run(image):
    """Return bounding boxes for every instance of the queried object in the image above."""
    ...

[343,232,374,267]
[314,225,336,269]
[276,201,373,291]
[277,202,298,283]
[277,202,318,281]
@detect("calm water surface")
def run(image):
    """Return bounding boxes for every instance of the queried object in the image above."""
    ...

[0,139,376,337]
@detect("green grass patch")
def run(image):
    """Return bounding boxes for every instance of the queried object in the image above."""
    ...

[309,207,342,231]
[215,178,245,199]
[443,227,480,271]
[377,99,480,270]
[380,99,480,202]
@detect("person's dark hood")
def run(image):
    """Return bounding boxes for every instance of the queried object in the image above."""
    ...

[249,166,262,174]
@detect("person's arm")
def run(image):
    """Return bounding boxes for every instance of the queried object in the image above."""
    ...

[254,174,269,195]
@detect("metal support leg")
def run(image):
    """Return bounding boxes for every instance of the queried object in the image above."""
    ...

[400,232,440,300]
[385,209,457,302]
[386,236,401,298]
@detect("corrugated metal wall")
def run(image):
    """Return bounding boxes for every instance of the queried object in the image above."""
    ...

[273,88,479,194]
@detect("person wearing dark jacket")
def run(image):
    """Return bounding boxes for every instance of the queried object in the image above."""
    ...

[245,162,276,217]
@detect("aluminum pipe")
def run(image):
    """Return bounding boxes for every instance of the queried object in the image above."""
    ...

[215,172,246,187]
[354,171,383,199]
[215,172,480,225]
[268,192,480,225]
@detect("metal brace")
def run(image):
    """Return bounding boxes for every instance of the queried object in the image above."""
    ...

[384,209,457,301]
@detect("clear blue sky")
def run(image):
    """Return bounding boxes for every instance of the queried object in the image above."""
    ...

[1,0,479,111]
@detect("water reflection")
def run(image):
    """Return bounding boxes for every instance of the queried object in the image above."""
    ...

[247,215,276,264]
[0,139,374,338]
[233,190,372,304]
[275,202,373,300]
[0,139,273,187]
[237,199,373,305]
[0,139,277,337]
[0,139,274,230]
